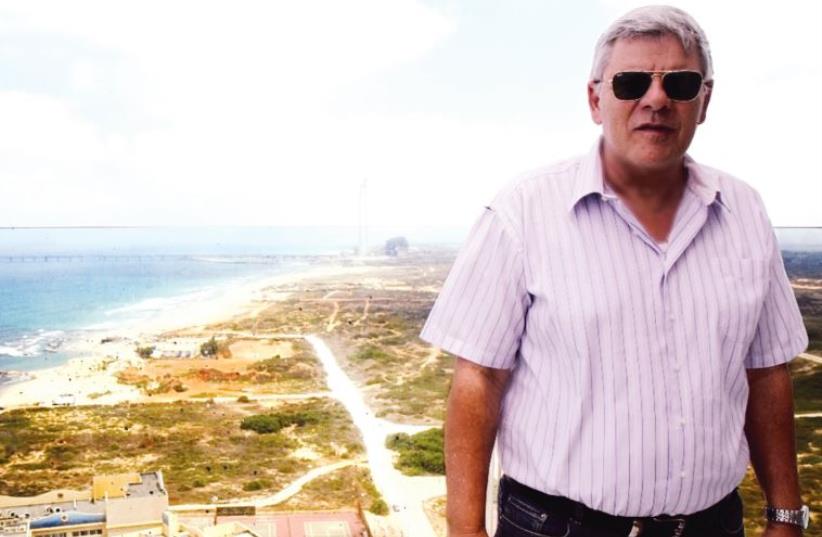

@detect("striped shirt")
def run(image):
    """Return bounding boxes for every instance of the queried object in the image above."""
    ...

[421,141,808,516]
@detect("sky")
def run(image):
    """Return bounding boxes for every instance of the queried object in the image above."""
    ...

[1,0,820,230]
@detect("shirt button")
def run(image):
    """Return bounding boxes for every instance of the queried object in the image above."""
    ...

[680,471,686,478]
[679,418,687,427]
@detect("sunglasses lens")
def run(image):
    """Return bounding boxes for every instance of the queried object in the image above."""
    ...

[663,71,703,101]
[611,72,651,100]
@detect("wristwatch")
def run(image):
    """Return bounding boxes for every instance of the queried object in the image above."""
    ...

[765,505,810,530]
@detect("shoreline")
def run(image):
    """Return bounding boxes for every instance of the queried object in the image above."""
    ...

[0,261,380,410]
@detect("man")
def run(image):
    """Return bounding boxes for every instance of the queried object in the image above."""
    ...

[421,5,809,537]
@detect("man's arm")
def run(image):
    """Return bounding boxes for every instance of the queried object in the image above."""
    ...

[745,363,803,536]
[446,357,511,537]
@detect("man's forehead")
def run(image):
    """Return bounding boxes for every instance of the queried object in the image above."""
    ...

[604,34,701,73]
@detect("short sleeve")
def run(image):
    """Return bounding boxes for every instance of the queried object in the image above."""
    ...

[420,207,531,369]
[744,230,808,369]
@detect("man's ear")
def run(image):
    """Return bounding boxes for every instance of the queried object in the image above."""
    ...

[698,80,713,124]
[588,81,603,125]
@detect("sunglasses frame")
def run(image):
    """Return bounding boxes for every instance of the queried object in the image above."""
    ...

[595,70,707,102]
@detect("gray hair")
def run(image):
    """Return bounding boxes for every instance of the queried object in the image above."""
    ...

[590,5,713,82]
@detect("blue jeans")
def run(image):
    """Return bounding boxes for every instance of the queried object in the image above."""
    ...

[495,477,745,537]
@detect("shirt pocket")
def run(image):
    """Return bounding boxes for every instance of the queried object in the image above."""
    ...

[709,257,770,341]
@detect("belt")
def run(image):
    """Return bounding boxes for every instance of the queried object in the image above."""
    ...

[501,476,737,537]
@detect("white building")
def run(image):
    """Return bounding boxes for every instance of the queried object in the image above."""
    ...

[0,472,168,537]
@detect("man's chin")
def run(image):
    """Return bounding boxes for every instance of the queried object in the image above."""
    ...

[627,148,685,172]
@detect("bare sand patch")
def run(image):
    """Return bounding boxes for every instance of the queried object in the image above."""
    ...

[228,339,293,360]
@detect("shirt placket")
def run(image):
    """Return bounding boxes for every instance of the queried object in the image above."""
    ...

[604,190,710,508]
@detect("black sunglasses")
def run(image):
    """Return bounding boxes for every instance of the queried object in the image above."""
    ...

[598,70,705,101]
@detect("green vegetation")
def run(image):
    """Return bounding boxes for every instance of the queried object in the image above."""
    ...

[271,465,385,514]
[135,346,155,359]
[115,370,187,396]
[385,427,444,476]
[240,408,324,434]
[380,365,451,421]
[351,344,398,364]
[200,336,219,357]
[370,498,390,515]
[245,340,326,392]
[0,398,363,503]
[242,479,271,491]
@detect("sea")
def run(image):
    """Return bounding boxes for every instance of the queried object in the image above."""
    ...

[0,226,819,378]
[0,226,464,377]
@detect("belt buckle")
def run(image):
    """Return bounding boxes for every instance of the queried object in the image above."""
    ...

[651,516,687,537]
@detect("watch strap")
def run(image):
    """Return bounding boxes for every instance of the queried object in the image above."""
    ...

[765,505,810,530]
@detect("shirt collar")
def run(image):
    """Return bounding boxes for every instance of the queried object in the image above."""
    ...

[683,155,730,212]
[568,138,730,213]
[567,140,609,212]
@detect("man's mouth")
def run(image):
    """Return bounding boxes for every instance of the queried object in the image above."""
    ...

[635,123,675,133]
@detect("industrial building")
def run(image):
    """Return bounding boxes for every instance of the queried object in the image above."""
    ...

[0,471,168,537]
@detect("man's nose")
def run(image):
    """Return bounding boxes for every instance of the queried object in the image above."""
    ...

[641,75,670,110]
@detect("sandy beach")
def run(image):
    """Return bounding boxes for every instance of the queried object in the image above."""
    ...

[0,262,378,410]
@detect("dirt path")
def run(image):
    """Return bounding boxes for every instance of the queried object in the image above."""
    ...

[306,335,443,537]
[325,301,341,332]
[351,297,371,327]
[168,459,365,512]
[322,291,341,332]
[799,352,822,365]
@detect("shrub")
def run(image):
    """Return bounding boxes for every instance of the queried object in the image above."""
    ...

[352,345,393,362]
[385,427,444,475]
[369,498,389,515]
[240,409,322,434]
[135,346,155,359]
[243,479,269,491]
[200,337,219,357]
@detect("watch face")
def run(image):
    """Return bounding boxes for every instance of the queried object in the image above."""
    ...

[801,505,810,529]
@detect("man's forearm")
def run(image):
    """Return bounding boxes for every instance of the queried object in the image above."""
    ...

[745,363,802,507]
[445,358,511,536]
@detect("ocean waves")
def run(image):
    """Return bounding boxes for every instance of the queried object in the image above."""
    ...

[0,330,65,358]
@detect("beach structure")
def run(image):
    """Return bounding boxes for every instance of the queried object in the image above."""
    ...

[144,338,217,360]
[0,471,168,537]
